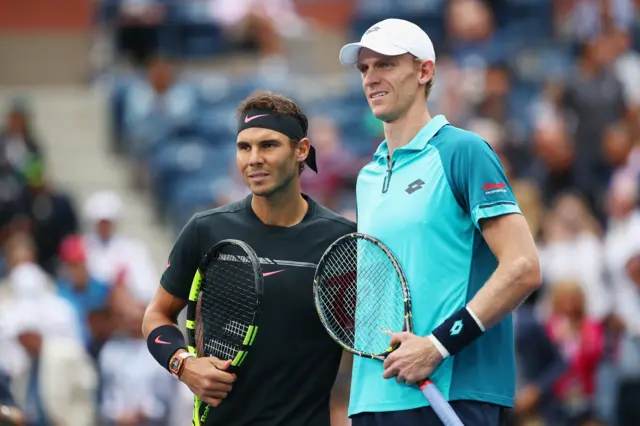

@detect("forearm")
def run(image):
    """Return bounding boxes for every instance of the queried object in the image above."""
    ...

[141,287,186,338]
[141,308,179,339]
[143,287,190,370]
[468,255,541,330]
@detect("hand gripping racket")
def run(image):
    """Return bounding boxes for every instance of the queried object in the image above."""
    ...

[313,233,464,426]
[185,239,263,426]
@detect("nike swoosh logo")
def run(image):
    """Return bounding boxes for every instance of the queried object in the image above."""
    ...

[245,113,269,123]
[263,269,285,277]
[155,336,171,345]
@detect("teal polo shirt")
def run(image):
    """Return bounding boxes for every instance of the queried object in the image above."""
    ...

[350,115,521,416]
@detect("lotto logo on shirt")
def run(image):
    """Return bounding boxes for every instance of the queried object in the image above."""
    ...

[482,182,507,195]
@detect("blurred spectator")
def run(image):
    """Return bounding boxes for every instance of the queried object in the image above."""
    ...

[446,0,503,68]
[82,190,158,306]
[123,56,198,167]
[545,281,605,425]
[56,235,113,358]
[555,0,636,42]
[475,63,511,124]
[0,239,54,305]
[603,122,635,175]
[538,193,610,320]
[560,35,628,220]
[618,246,640,358]
[4,298,97,426]
[467,117,513,178]
[98,302,174,426]
[207,0,306,76]
[427,56,474,126]
[0,97,44,185]
[513,290,568,426]
[613,244,640,425]
[526,117,578,208]
[19,166,79,276]
[114,0,167,66]
[609,27,640,113]
[301,116,360,211]
[511,180,545,241]
[604,174,640,333]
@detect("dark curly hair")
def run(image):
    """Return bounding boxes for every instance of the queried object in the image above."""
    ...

[237,90,309,174]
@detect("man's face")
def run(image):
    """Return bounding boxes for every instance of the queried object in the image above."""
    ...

[148,60,173,93]
[63,261,88,289]
[8,111,27,134]
[97,219,114,240]
[236,128,307,197]
[357,49,431,122]
[18,331,42,358]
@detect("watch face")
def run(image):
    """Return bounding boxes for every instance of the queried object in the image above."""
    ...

[170,357,181,373]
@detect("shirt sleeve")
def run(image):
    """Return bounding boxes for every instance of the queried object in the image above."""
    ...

[439,132,521,230]
[160,214,202,300]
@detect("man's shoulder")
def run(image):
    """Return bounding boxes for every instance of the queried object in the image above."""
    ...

[430,124,489,154]
[192,197,249,224]
[310,199,357,233]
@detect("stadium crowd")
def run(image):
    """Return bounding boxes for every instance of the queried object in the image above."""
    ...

[1,0,640,425]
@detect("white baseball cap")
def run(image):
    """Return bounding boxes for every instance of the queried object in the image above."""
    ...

[84,190,123,222]
[339,18,436,67]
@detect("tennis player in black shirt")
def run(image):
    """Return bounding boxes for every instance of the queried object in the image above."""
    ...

[142,90,356,426]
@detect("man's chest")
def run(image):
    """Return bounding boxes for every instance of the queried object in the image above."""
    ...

[356,157,459,239]
[197,225,339,325]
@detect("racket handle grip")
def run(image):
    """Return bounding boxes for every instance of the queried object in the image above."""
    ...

[419,380,465,426]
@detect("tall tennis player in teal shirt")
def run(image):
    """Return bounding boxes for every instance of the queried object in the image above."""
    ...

[339,19,542,426]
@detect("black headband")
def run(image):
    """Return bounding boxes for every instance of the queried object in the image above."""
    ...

[237,109,318,173]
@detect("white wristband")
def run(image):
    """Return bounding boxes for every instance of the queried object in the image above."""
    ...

[427,334,450,359]
[466,306,486,332]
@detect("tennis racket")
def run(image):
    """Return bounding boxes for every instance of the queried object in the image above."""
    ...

[185,239,263,426]
[313,233,464,426]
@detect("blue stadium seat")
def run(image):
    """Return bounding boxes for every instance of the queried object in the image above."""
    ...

[107,72,145,154]
[507,80,542,137]
[307,100,368,128]
[147,136,233,211]
[495,0,553,42]
[510,45,574,84]
[193,103,238,141]
[193,74,234,106]
[166,174,219,232]
[351,0,446,47]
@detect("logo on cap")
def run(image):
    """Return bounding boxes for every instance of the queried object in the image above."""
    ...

[365,26,381,35]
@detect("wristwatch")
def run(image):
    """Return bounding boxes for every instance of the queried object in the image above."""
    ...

[169,352,195,378]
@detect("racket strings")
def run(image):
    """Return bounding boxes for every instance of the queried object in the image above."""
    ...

[196,252,258,360]
[317,239,406,355]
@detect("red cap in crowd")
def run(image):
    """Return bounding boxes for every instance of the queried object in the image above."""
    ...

[59,235,86,263]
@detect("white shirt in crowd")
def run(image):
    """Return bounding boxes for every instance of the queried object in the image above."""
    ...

[604,208,640,336]
[99,337,176,423]
[538,232,611,319]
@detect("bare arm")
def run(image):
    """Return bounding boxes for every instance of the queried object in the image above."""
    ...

[468,213,542,329]
[142,285,188,338]
[143,284,236,407]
